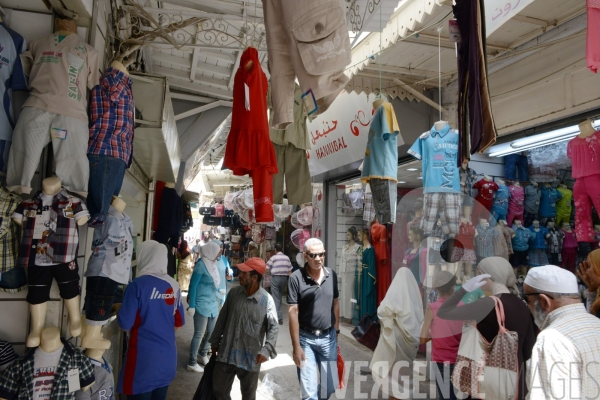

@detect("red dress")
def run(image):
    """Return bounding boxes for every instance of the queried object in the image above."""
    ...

[371,222,390,305]
[223,48,278,222]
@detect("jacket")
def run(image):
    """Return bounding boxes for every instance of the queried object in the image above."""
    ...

[511,225,532,251]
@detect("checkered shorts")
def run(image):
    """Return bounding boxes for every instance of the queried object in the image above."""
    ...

[363,192,375,222]
[370,178,397,224]
[420,192,461,235]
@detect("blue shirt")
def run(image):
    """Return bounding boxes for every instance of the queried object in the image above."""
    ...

[539,186,563,218]
[0,23,27,142]
[216,256,233,306]
[408,124,460,193]
[361,103,401,182]
[117,276,185,395]
[511,225,532,251]
[491,184,510,214]
[189,259,219,318]
[529,226,550,250]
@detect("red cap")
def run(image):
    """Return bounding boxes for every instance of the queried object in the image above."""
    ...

[236,257,266,275]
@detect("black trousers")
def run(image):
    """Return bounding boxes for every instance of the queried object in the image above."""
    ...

[213,361,260,400]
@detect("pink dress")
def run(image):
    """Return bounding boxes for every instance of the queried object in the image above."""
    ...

[588,0,600,73]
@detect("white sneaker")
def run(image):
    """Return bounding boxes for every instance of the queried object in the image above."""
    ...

[198,355,210,366]
[187,364,204,373]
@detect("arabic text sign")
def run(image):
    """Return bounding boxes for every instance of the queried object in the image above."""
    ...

[307,91,372,176]
[485,0,535,37]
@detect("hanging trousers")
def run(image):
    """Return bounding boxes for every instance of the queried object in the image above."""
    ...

[573,174,600,242]
[251,166,275,223]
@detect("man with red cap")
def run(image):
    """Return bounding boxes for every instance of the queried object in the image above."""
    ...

[209,257,279,400]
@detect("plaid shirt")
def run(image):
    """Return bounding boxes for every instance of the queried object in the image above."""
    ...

[0,187,21,274]
[87,67,134,167]
[13,189,88,267]
[0,339,95,400]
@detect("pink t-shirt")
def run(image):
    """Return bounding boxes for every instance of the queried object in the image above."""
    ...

[429,298,464,363]
[567,131,600,178]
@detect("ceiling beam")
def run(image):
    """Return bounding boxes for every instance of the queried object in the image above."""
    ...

[170,92,216,103]
[362,64,436,79]
[392,78,447,113]
[160,0,243,16]
[354,72,443,87]
[168,80,233,99]
[152,52,232,76]
[410,33,512,52]
[511,15,551,27]
[190,48,200,80]
[175,100,233,121]
[149,41,267,52]
[153,65,230,89]
[140,7,263,23]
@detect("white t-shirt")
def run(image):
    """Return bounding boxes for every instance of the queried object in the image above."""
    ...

[32,345,63,400]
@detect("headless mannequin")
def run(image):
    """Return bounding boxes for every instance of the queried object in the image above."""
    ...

[12,178,87,347]
[165,182,175,189]
[513,181,521,187]
[513,219,528,277]
[563,222,573,233]
[458,217,478,283]
[531,181,538,188]
[81,196,127,350]
[434,120,448,131]
[497,178,505,186]
[579,119,596,138]
[483,175,492,182]
[460,161,474,220]
[55,17,78,37]
[110,60,129,76]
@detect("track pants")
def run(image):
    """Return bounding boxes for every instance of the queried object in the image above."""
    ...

[574,174,600,242]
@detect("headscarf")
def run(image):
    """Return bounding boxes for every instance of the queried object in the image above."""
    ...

[137,240,180,301]
[478,256,518,296]
[200,242,221,288]
[179,240,190,259]
[587,249,600,315]
[370,268,424,379]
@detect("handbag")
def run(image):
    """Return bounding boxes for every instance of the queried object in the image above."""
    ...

[451,297,519,400]
[200,207,215,216]
[193,354,217,400]
[204,216,221,226]
[265,226,276,240]
[351,313,380,352]
[214,204,225,217]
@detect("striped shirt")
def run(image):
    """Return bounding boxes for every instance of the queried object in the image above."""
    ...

[266,252,293,275]
[527,303,600,399]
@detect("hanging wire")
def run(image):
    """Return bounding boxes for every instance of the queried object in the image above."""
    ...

[437,24,442,121]
[378,1,382,99]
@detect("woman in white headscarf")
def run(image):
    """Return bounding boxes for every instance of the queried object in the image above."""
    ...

[117,240,185,399]
[370,268,424,399]
[186,242,221,372]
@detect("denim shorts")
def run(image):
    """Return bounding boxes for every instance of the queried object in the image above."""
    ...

[84,276,120,324]
[504,154,529,181]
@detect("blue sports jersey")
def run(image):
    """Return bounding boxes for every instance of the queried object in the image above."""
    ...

[0,23,27,141]
[117,275,185,395]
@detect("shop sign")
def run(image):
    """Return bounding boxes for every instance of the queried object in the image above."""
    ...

[307,91,372,176]
[485,0,535,37]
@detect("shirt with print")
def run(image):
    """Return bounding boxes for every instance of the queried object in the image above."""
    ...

[0,338,94,400]
[32,345,62,400]
[86,205,133,284]
[0,23,27,142]
[209,285,278,373]
[75,357,114,400]
[473,179,499,209]
[474,225,499,258]
[491,184,510,215]
[0,187,21,276]
[511,225,532,251]
[528,226,550,250]
[460,167,477,197]
[524,184,541,214]
[20,33,100,122]
[12,189,88,267]
[361,102,402,183]
[538,186,562,218]
[546,227,564,254]
[33,194,58,266]
[267,83,310,151]
[408,124,460,193]
[117,275,185,395]
[87,67,135,167]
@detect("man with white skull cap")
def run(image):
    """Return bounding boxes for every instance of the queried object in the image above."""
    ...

[523,265,600,399]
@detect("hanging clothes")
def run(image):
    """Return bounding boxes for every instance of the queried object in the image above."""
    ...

[454,0,497,161]
[588,0,600,73]
[371,222,390,305]
[391,212,410,278]
[339,242,361,321]
[223,48,278,222]
[353,246,377,325]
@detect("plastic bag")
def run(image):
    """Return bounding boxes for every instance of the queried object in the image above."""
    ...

[259,373,282,396]
[337,346,345,389]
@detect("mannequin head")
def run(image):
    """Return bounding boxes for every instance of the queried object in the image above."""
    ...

[42,177,62,196]
[347,226,358,243]
[532,220,540,228]
[483,175,492,181]
[358,228,370,244]
[111,196,126,214]
[498,219,507,227]
[479,218,489,228]
[40,327,62,353]
[531,181,538,187]
[55,17,77,34]
[547,221,555,229]
[408,226,424,245]
[579,119,596,138]
[563,222,571,230]
[413,198,424,217]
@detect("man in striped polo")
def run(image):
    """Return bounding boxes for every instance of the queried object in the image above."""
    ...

[267,243,293,325]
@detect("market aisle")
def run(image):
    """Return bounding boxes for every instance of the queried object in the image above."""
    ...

[167,282,436,399]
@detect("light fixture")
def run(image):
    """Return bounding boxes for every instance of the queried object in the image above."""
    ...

[398,181,406,184]
[407,168,418,171]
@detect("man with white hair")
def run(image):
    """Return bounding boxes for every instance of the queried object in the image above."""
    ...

[523,265,600,399]
[288,238,340,400]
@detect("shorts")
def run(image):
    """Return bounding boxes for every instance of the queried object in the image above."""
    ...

[451,247,477,263]
[272,143,312,205]
[510,250,528,267]
[27,260,80,304]
[84,276,120,325]
[504,154,529,182]
[461,193,474,207]
[370,178,397,224]
[421,192,461,235]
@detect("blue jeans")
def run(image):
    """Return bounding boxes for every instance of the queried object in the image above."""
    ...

[504,154,528,182]
[87,154,126,224]
[270,275,288,320]
[84,276,119,324]
[434,362,457,400]
[188,312,217,366]
[297,327,337,400]
[127,386,169,400]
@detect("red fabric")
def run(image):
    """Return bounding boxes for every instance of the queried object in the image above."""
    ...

[371,222,389,305]
[588,5,600,73]
[152,181,166,238]
[223,48,277,222]
[473,179,498,210]
[454,222,476,250]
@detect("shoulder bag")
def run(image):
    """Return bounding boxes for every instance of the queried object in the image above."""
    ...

[351,313,380,352]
